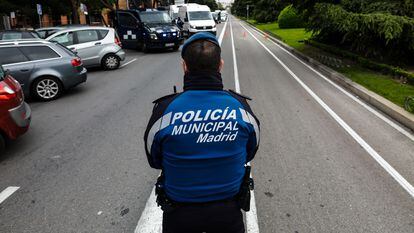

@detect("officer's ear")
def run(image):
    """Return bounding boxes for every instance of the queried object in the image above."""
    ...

[182,60,189,74]
[218,59,224,72]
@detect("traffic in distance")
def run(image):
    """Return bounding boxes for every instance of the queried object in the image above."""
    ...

[0,3,227,153]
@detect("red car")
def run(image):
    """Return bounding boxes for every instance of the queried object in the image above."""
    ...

[0,65,31,152]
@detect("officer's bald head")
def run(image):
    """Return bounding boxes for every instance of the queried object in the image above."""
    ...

[182,40,223,73]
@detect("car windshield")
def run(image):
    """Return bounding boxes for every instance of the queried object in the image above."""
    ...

[37,29,58,39]
[37,31,47,38]
[189,11,213,21]
[139,12,172,24]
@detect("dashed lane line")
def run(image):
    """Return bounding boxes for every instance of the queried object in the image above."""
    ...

[120,58,138,68]
[0,186,20,205]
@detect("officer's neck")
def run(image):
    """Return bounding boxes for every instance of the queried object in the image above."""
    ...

[184,71,223,91]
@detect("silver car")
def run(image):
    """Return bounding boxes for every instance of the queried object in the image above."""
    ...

[46,26,126,70]
[0,39,87,101]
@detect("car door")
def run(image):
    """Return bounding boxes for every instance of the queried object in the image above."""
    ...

[73,29,102,67]
[0,47,33,93]
[116,11,140,49]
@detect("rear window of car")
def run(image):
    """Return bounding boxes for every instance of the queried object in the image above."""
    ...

[19,46,60,61]
[0,32,37,40]
[76,30,99,43]
[53,42,76,56]
[98,29,109,39]
[0,47,29,64]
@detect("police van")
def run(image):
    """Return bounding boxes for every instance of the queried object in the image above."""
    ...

[112,9,183,52]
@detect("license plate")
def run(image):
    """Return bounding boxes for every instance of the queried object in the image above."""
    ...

[165,43,175,47]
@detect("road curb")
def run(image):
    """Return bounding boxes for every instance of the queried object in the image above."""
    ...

[244,21,414,132]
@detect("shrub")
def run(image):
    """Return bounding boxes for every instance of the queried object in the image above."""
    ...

[278,5,304,29]
[308,3,414,63]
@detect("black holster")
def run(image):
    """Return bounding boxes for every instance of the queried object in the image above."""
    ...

[155,172,176,213]
[236,165,254,211]
[155,167,255,212]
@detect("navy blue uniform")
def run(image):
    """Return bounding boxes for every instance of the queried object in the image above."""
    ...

[145,71,260,202]
[144,72,260,232]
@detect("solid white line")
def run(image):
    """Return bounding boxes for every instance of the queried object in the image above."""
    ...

[218,20,228,45]
[244,22,414,142]
[230,17,260,233]
[134,188,162,233]
[0,186,20,204]
[240,22,414,198]
[230,18,241,93]
[134,22,231,233]
[120,58,138,68]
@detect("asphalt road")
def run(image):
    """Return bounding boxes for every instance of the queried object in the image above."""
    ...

[1,16,414,233]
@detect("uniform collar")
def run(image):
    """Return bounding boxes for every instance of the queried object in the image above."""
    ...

[183,71,224,91]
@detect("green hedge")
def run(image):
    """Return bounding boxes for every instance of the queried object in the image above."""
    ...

[278,5,303,29]
[308,3,414,62]
[305,39,414,83]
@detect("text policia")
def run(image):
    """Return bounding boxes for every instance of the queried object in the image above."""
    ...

[169,107,240,143]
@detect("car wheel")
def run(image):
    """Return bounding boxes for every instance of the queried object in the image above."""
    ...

[32,76,63,101]
[0,134,5,154]
[102,54,120,70]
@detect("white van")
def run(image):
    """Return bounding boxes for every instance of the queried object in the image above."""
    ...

[169,5,180,20]
[178,4,217,36]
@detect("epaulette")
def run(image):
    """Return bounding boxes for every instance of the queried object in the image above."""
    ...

[228,89,252,100]
[152,93,180,104]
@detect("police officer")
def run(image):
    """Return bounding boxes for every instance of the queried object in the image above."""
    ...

[144,32,260,233]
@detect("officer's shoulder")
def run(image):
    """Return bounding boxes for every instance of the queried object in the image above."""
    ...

[227,89,252,101]
[152,93,180,104]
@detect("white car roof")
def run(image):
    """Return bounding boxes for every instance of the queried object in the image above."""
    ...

[0,39,53,46]
[186,4,211,11]
[46,26,112,39]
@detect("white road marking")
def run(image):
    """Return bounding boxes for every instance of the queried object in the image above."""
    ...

[135,23,232,233]
[240,21,414,198]
[218,20,228,45]
[244,22,414,142]
[134,188,162,233]
[230,18,241,94]
[0,186,20,204]
[230,17,260,233]
[120,58,138,68]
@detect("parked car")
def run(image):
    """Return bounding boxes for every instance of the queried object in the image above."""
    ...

[0,65,31,153]
[220,11,228,22]
[0,39,87,101]
[178,4,217,36]
[46,26,126,70]
[212,12,220,24]
[35,27,64,39]
[0,30,40,40]
[112,9,183,52]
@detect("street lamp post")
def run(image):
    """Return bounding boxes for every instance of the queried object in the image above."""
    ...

[247,5,249,20]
